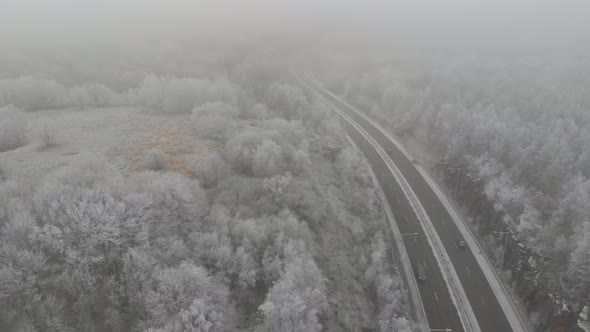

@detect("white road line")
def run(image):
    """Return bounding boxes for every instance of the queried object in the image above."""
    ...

[434,291,439,302]
[315,76,527,332]
[466,266,472,276]
[307,75,525,332]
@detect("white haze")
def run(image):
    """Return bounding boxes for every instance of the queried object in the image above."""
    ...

[1,0,589,53]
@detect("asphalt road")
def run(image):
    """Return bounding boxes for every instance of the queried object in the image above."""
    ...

[302,78,514,332]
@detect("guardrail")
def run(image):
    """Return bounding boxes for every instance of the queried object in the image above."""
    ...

[350,136,430,332]
[307,74,528,332]
[296,70,480,332]
[417,165,529,332]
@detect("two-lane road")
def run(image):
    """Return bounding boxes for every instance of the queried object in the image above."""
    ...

[346,121,463,331]
[299,73,517,332]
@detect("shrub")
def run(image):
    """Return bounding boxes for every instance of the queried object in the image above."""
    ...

[191,102,239,141]
[36,119,58,149]
[142,149,168,171]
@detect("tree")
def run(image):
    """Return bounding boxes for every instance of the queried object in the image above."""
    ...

[0,76,68,111]
[130,76,240,114]
[198,154,231,188]
[265,82,308,120]
[176,299,226,331]
[144,262,230,329]
[191,102,238,141]
[252,140,283,177]
[69,83,117,109]
[258,256,327,332]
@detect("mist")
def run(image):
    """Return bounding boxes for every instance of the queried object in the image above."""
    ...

[2,0,589,53]
[2,1,590,332]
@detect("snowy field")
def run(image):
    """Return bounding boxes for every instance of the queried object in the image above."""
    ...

[1,107,212,182]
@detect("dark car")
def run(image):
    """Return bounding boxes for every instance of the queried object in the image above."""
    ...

[456,237,467,249]
[385,148,394,156]
[415,263,427,282]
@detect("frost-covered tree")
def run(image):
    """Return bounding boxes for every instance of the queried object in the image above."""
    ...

[191,102,238,141]
[258,256,327,332]
[130,75,241,113]
[0,76,68,110]
[69,82,118,109]
[143,262,230,329]
[265,82,308,120]
[223,120,310,177]
[199,154,231,188]
[0,157,218,331]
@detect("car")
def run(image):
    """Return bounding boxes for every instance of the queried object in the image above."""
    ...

[385,148,394,156]
[415,263,427,282]
[456,237,467,249]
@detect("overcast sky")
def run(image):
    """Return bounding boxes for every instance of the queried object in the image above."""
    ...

[1,0,589,51]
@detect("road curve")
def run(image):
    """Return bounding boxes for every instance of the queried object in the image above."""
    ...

[296,71,523,332]
[295,72,465,331]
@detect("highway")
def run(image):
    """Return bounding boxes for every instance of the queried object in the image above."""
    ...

[297,72,517,332]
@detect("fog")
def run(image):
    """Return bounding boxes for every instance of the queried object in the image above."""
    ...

[2,0,590,52]
[2,1,590,332]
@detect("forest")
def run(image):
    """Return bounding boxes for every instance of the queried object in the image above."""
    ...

[0,45,413,331]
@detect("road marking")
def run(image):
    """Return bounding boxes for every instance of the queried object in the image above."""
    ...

[466,266,472,276]
[396,196,400,205]
[405,215,410,223]
[296,72,483,332]
[434,291,439,302]
[423,262,427,270]
[481,296,486,304]
[414,235,418,243]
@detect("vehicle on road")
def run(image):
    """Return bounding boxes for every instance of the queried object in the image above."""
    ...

[386,148,394,156]
[415,263,428,281]
[456,237,467,249]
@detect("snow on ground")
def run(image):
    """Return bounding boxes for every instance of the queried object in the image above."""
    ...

[0,107,213,182]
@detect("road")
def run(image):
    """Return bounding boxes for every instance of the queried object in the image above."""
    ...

[298,73,515,332]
